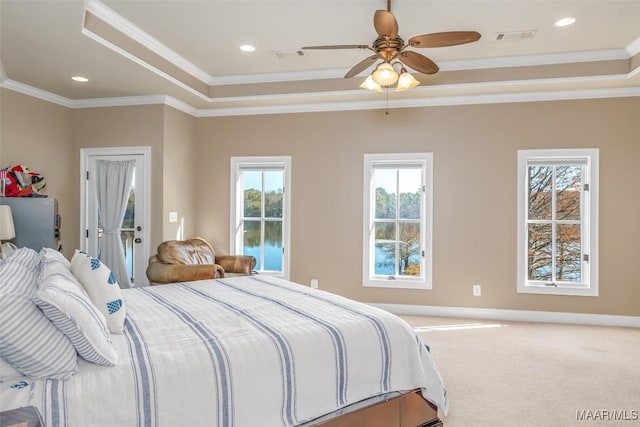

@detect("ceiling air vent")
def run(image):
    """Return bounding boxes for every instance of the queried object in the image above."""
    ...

[272,49,307,59]
[495,30,537,41]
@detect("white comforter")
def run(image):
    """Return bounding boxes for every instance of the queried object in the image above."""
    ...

[1,276,448,426]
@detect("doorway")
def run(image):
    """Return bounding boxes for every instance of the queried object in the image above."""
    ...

[80,147,151,287]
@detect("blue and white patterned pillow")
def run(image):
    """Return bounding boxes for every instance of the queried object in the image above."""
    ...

[71,250,126,334]
[34,273,117,366]
[0,261,78,379]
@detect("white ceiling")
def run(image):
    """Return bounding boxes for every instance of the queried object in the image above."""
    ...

[1,0,639,116]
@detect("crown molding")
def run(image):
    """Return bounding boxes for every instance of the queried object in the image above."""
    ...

[0,79,75,108]
[438,49,629,72]
[163,96,199,116]
[627,35,640,56]
[196,87,640,117]
[72,94,197,116]
[80,26,212,104]
[84,0,211,84]
[3,77,639,118]
[71,95,167,108]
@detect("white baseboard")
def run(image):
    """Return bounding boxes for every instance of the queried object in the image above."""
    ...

[367,303,640,328]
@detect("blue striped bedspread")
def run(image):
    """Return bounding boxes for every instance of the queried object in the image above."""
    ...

[0,275,448,426]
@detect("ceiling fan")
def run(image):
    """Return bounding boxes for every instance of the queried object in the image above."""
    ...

[302,0,481,91]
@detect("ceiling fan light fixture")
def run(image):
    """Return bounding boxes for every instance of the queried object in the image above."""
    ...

[396,69,420,92]
[372,62,398,86]
[360,75,382,92]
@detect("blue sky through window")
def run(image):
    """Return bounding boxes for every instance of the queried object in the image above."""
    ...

[243,171,283,193]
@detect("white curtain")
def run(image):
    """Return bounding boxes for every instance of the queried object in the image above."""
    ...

[96,159,135,288]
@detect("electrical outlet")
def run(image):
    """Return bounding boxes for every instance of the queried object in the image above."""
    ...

[168,211,178,223]
[473,284,482,296]
[310,279,319,289]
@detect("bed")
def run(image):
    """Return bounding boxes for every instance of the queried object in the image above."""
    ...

[1,255,447,426]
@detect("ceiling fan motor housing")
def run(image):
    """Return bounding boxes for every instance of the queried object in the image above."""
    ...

[373,36,405,61]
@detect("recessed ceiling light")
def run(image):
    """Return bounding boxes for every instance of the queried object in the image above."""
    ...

[72,76,89,82]
[555,17,576,27]
[240,44,256,52]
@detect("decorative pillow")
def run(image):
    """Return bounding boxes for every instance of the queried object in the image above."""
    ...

[34,274,118,366]
[71,250,126,334]
[0,262,78,379]
[69,249,90,274]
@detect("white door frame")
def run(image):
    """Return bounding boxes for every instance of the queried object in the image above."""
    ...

[80,146,152,286]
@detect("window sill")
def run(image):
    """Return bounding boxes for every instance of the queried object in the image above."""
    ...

[518,283,598,297]
[364,279,431,290]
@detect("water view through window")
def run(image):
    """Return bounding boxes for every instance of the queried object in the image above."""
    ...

[373,167,422,276]
[241,169,284,272]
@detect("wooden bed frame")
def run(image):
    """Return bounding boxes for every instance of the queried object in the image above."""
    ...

[304,390,443,427]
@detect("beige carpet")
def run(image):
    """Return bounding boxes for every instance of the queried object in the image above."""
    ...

[399,315,640,427]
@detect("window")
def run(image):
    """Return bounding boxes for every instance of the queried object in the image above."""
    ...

[517,149,598,296]
[230,156,291,278]
[363,153,433,289]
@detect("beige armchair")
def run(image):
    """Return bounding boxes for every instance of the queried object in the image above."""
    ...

[146,237,256,285]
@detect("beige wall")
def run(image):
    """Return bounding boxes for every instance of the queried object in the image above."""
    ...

[0,91,202,264]
[194,98,640,316]
[0,91,169,259]
[0,89,75,258]
[2,88,639,316]
[72,104,166,253]
[162,106,196,241]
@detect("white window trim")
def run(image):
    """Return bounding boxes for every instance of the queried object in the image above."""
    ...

[230,156,291,279]
[517,148,599,296]
[362,153,433,289]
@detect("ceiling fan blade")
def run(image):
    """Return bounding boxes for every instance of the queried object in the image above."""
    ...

[302,44,370,50]
[373,10,398,38]
[399,51,439,75]
[408,31,481,48]
[344,55,378,78]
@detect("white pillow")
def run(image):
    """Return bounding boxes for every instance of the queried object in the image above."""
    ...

[0,262,78,379]
[71,250,126,334]
[34,274,118,366]
[40,249,76,285]
[0,356,23,383]
[39,247,71,269]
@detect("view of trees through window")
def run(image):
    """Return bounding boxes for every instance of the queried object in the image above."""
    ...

[373,167,422,277]
[242,170,283,272]
[527,164,582,283]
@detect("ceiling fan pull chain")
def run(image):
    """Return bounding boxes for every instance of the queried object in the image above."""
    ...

[385,87,390,116]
